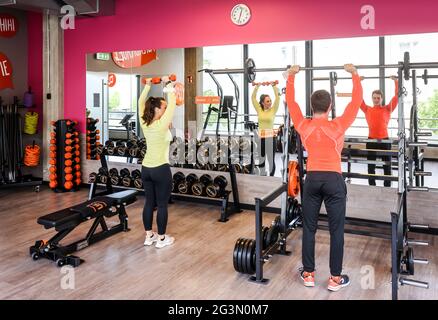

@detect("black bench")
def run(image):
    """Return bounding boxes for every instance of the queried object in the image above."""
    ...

[30,190,137,267]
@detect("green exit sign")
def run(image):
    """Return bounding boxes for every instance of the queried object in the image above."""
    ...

[95,53,110,61]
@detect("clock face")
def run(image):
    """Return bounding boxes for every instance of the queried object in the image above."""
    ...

[231,4,251,26]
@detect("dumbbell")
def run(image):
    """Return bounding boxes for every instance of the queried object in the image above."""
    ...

[206,175,228,198]
[66,131,79,139]
[242,164,252,174]
[172,172,185,193]
[127,140,139,157]
[232,163,243,173]
[106,141,116,155]
[191,174,212,196]
[86,135,100,142]
[177,173,198,194]
[120,168,132,187]
[141,74,177,85]
[108,168,121,186]
[89,170,100,184]
[87,118,99,126]
[96,144,105,155]
[217,164,229,172]
[117,141,127,156]
[131,169,143,189]
[139,145,147,158]
[65,120,78,127]
[98,167,109,184]
[251,80,279,86]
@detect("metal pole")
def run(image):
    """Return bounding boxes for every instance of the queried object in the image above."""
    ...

[243,44,249,126]
[391,212,399,300]
[397,66,405,194]
[280,102,290,234]
[379,37,386,105]
[254,197,264,282]
[305,40,313,117]
[329,71,337,118]
[412,70,420,187]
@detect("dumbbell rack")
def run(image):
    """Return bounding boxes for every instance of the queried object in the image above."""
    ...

[86,118,100,160]
[49,120,82,192]
[88,146,242,222]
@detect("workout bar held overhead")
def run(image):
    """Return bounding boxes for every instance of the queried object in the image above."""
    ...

[199,52,438,82]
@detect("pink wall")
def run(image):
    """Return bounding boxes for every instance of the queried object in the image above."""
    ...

[64,0,438,132]
[27,11,43,132]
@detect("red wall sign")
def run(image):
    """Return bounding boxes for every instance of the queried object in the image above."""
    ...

[0,14,19,38]
[112,50,157,69]
[0,52,13,90]
[108,73,116,87]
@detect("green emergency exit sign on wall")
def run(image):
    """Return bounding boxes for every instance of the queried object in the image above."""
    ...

[95,53,110,61]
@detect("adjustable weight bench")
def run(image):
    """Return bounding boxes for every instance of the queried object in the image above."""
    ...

[29,190,137,267]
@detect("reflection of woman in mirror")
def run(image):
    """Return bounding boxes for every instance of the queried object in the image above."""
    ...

[139,76,177,248]
[251,83,280,176]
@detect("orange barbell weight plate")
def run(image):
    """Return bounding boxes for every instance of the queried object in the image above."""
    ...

[288,160,300,197]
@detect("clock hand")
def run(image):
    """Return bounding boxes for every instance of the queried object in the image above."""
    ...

[238,8,242,22]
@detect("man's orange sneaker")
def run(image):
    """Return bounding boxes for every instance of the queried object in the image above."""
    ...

[328,275,350,292]
[300,269,315,287]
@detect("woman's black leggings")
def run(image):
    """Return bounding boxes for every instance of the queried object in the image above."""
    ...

[141,164,172,235]
[260,136,276,176]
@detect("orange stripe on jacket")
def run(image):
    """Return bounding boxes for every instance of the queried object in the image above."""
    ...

[286,73,363,173]
[360,81,398,139]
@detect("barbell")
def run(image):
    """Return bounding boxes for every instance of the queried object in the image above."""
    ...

[313,69,437,85]
[199,52,438,83]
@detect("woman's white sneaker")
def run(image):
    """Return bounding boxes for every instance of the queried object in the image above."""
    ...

[144,233,158,246]
[155,235,175,248]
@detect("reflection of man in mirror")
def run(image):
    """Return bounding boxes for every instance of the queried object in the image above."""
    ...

[359,76,398,187]
[251,82,280,176]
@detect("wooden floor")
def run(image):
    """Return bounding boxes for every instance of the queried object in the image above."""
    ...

[0,186,436,300]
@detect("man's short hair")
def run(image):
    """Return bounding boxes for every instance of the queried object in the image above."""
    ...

[311,90,332,114]
[372,89,383,97]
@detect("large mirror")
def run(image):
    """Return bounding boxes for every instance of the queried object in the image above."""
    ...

[85,33,438,188]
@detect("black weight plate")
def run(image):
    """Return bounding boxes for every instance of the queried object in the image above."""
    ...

[233,238,244,272]
[262,226,269,249]
[242,238,252,274]
[244,238,254,274]
[238,238,249,274]
[267,216,281,246]
[247,239,256,275]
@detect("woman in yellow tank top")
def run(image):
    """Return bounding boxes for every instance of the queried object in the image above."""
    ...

[251,83,280,176]
[139,77,178,248]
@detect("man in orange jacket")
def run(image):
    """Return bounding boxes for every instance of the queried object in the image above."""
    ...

[360,76,398,187]
[286,64,363,292]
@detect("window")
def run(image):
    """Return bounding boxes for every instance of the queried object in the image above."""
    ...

[248,41,306,128]
[386,32,438,142]
[201,45,244,133]
[313,36,380,137]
